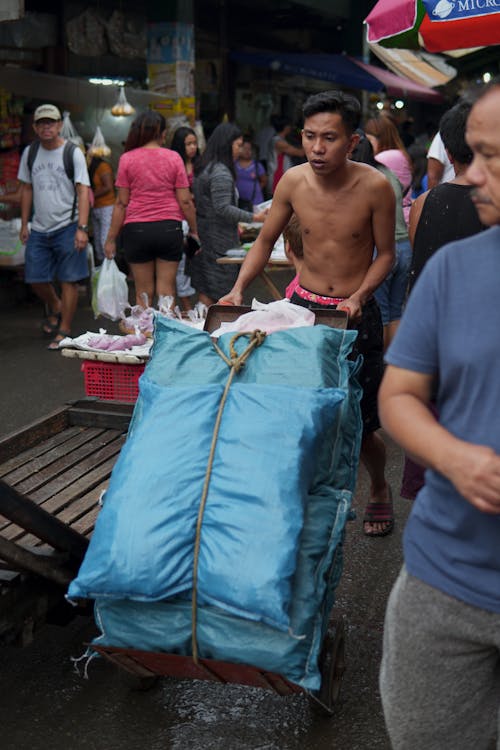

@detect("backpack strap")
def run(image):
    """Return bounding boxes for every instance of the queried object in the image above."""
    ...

[62,141,77,221]
[27,140,40,175]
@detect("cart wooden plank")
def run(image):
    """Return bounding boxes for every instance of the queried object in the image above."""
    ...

[55,480,108,525]
[0,407,70,464]
[2,428,107,487]
[22,434,122,502]
[68,505,100,538]
[0,426,83,478]
[12,428,119,495]
[3,447,124,543]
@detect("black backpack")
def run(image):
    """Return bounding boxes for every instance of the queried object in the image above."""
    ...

[27,140,78,221]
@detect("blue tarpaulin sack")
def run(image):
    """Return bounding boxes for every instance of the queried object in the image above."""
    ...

[70,319,363,689]
[93,485,352,690]
[147,319,362,495]
[69,373,346,631]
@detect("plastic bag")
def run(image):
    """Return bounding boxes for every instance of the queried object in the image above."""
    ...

[88,126,111,158]
[210,298,315,338]
[61,111,84,149]
[95,258,129,320]
[111,86,135,117]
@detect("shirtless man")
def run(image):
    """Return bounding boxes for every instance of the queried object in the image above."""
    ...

[221,90,396,536]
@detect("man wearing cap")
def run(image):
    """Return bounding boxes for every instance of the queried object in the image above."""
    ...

[18,104,90,348]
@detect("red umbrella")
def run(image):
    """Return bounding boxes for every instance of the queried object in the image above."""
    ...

[365,0,500,52]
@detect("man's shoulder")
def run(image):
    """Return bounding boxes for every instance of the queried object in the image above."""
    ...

[278,162,309,189]
[426,226,499,276]
[350,161,391,190]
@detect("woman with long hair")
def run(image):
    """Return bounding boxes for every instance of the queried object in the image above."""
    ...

[170,125,200,310]
[189,122,268,306]
[104,111,199,307]
[364,116,413,226]
[170,126,199,188]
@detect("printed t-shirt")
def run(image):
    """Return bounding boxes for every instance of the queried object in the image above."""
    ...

[18,141,90,233]
[115,147,189,224]
[385,225,500,613]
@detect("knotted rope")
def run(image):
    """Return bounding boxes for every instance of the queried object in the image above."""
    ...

[191,330,266,663]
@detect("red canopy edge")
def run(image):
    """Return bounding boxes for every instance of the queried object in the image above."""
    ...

[349,57,444,102]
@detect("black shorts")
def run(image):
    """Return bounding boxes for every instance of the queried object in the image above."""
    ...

[290,292,384,435]
[122,220,183,264]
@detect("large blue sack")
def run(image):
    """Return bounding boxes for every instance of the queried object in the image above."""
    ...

[70,318,362,689]
[147,319,361,494]
[94,486,351,691]
[146,319,362,497]
[68,375,345,631]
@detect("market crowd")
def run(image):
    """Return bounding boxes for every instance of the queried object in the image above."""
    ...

[12,78,500,748]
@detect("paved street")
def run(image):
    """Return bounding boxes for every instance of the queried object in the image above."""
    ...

[0,274,409,749]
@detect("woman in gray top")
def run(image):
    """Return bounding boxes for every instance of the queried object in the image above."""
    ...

[190,123,268,305]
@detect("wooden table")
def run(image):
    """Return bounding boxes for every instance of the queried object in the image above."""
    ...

[217,254,293,300]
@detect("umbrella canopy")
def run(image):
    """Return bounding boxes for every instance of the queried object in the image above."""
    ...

[365,0,500,52]
[230,50,443,101]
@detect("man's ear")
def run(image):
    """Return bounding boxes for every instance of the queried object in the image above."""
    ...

[348,132,360,156]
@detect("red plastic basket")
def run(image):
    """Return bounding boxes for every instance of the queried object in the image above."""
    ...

[81,360,145,403]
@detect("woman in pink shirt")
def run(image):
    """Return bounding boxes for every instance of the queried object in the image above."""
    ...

[364,116,413,226]
[104,111,199,307]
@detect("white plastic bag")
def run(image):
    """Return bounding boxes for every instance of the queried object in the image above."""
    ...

[61,111,84,149]
[88,126,111,158]
[111,86,135,117]
[95,258,129,320]
[210,298,315,338]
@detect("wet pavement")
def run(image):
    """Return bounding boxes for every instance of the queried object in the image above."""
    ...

[0,273,409,749]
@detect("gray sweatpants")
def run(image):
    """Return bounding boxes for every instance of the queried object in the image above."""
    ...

[380,567,500,750]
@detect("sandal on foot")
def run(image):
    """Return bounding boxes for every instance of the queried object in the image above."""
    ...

[363,486,394,538]
[47,330,70,350]
[41,312,61,336]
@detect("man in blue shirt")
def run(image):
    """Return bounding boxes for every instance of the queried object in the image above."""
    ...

[378,81,500,750]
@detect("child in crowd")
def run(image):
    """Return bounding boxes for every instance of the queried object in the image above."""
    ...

[283,214,303,299]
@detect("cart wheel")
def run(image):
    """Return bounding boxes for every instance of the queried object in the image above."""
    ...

[309,612,346,717]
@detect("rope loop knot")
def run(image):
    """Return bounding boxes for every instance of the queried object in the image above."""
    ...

[213,329,267,373]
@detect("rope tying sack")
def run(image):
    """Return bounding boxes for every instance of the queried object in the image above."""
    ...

[191,330,266,663]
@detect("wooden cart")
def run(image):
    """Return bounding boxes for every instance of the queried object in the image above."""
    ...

[0,399,133,645]
[0,308,351,715]
[92,306,351,715]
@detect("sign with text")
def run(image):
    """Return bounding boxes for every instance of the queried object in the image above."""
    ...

[423,0,500,22]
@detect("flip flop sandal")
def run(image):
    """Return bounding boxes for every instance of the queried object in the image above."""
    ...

[363,486,394,538]
[47,330,70,351]
[41,312,61,336]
